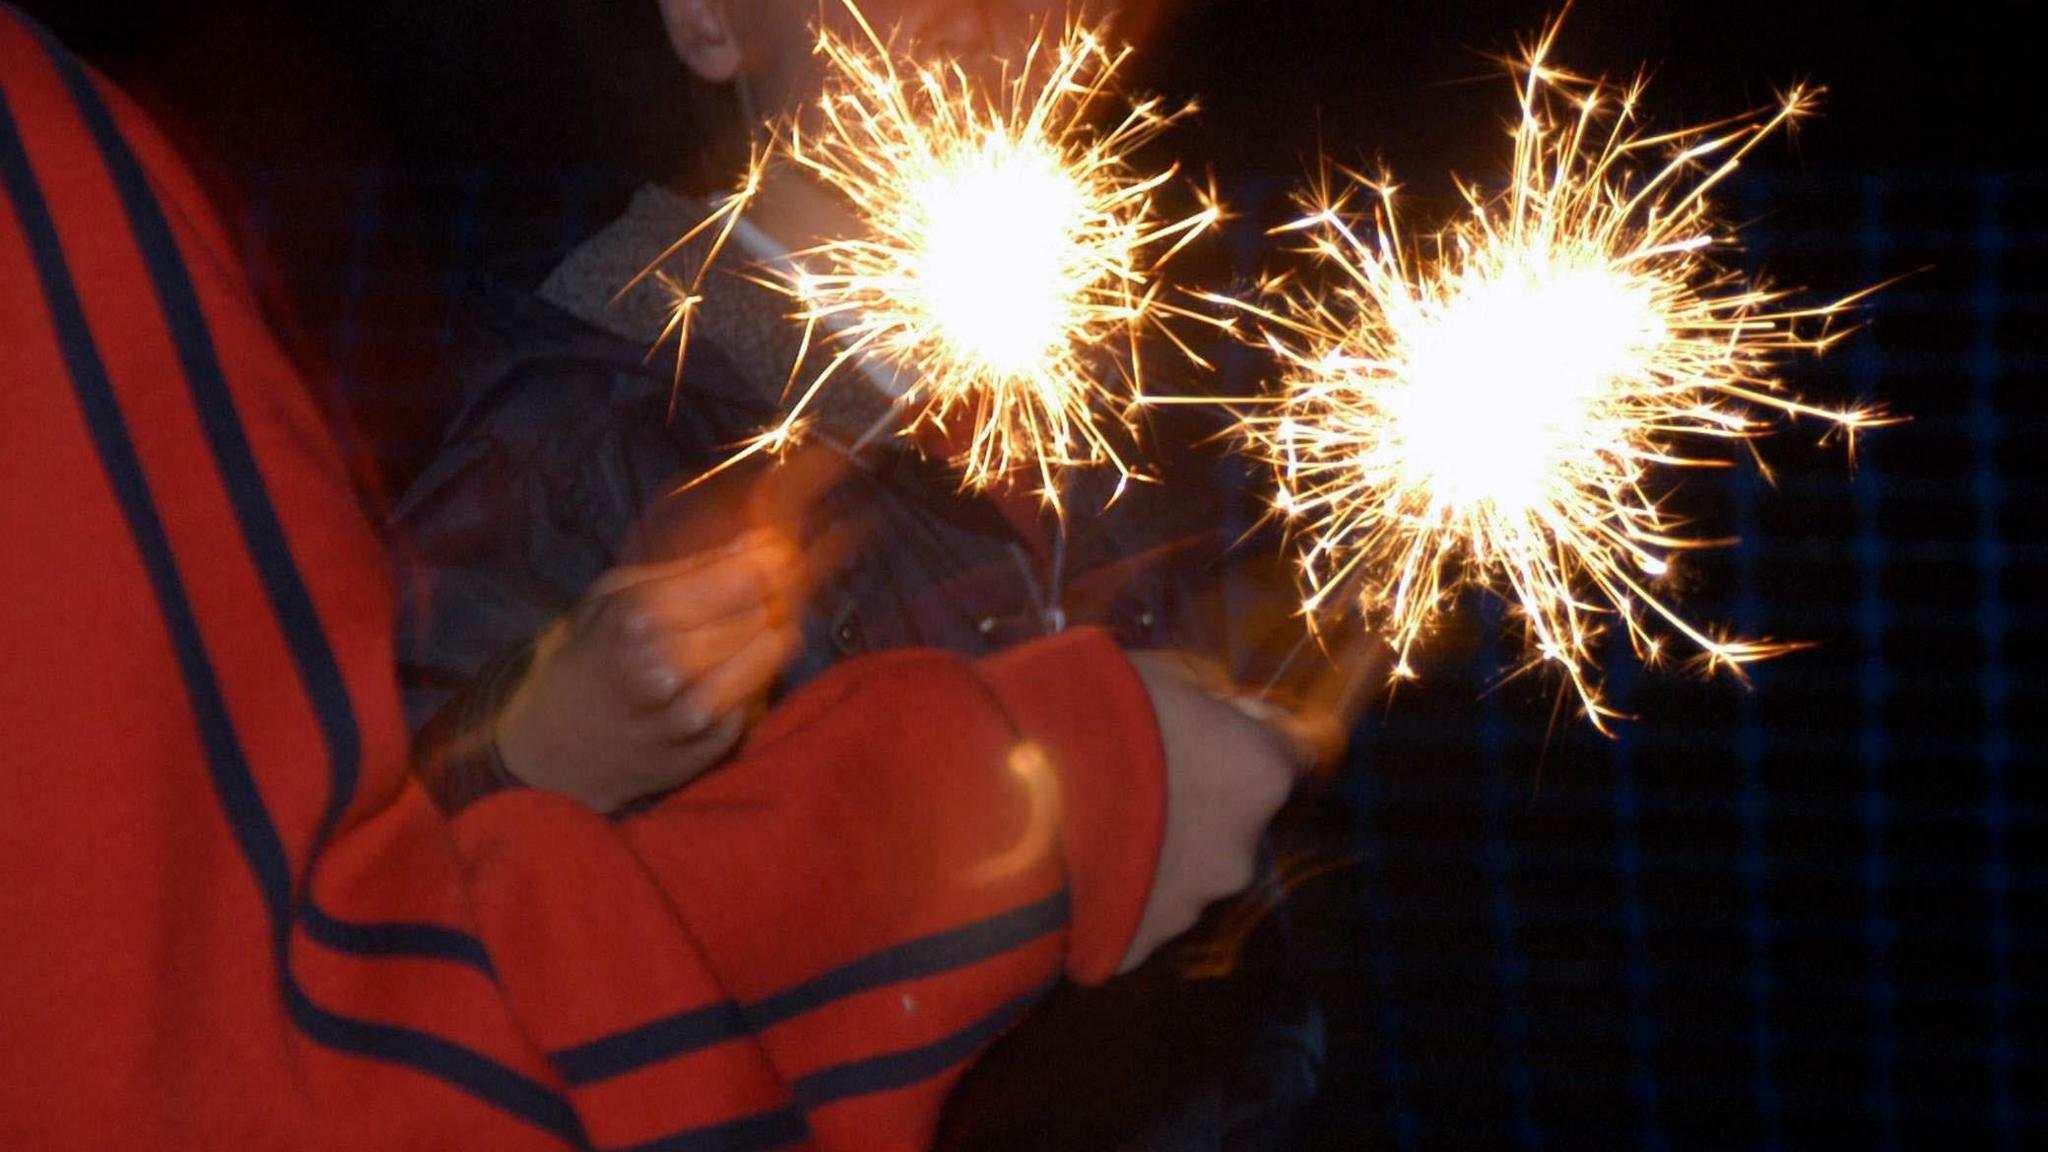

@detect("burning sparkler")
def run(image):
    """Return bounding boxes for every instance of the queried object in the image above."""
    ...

[1214,20,1892,729]
[727,0,1219,512]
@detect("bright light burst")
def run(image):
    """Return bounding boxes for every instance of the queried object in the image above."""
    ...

[739,0,1218,511]
[1222,20,1893,729]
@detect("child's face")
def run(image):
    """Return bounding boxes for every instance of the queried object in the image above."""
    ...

[663,1,1172,117]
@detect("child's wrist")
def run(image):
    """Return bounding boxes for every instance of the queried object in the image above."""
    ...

[415,628,551,814]
[490,619,590,801]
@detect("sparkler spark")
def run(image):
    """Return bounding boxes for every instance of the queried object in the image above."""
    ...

[1218,21,1893,729]
[734,1,1219,511]
[622,145,767,417]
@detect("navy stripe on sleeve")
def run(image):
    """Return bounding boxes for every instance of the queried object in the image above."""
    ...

[19,13,498,978]
[555,887,1069,1086]
[0,80,292,942]
[751,889,1067,1033]
[615,980,1056,1152]
[790,981,1052,1109]
[1,30,583,1146]
[299,904,498,974]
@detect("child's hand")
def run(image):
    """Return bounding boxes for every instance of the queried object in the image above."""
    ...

[1117,651,1306,974]
[493,532,802,813]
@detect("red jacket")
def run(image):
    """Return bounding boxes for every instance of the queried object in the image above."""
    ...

[0,9,1167,1150]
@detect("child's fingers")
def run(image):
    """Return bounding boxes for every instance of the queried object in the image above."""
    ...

[606,596,776,714]
[648,701,748,764]
[619,539,785,633]
[595,600,688,710]
[642,607,776,712]
[600,527,777,594]
[588,530,766,597]
[673,625,796,731]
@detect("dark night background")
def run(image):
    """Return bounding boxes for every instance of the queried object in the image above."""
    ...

[20,1,2042,1147]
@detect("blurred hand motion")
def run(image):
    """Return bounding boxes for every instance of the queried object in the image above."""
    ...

[495,444,858,812]
[493,533,800,812]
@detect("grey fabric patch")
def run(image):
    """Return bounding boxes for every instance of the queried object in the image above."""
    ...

[536,184,898,444]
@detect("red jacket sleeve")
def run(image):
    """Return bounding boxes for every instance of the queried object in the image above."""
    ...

[456,629,1166,1151]
[0,11,1165,1151]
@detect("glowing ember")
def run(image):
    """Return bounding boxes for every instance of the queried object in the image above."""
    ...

[730,0,1218,512]
[1215,19,1893,729]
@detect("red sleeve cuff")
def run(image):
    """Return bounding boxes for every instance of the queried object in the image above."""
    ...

[975,627,1166,984]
